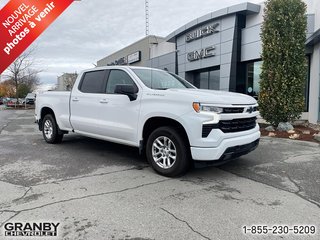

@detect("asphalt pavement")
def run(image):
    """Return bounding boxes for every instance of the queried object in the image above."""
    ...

[0,110,319,240]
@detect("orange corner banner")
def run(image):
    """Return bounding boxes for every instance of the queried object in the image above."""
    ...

[0,0,74,74]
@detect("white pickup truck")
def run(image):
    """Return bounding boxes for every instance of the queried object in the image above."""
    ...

[35,66,260,176]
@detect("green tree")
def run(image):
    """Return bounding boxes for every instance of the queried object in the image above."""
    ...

[259,0,307,126]
[17,84,31,98]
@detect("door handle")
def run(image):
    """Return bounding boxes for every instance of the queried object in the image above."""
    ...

[99,99,109,104]
[72,98,79,102]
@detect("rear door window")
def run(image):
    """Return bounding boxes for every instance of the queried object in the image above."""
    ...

[79,70,107,93]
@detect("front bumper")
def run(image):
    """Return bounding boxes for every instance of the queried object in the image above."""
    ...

[190,130,260,161]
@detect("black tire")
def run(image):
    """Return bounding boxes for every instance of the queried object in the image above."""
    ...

[146,126,190,177]
[42,114,63,144]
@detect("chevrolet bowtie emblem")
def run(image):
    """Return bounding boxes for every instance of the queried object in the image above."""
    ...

[247,107,254,114]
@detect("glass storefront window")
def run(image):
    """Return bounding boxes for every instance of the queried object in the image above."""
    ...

[194,68,220,90]
[199,72,209,89]
[305,55,310,111]
[209,70,220,90]
[246,61,262,98]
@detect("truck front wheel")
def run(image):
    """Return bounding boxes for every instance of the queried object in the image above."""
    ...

[42,114,63,144]
[146,126,190,177]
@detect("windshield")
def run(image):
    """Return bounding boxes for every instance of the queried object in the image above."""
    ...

[132,69,195,90]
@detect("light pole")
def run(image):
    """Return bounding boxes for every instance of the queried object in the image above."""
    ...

[145,0,149,36]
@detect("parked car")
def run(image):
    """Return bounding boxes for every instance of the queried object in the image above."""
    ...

[25,93,36,105]
[6,98,19,107]
[0,97,3,105]
[3,98,10,105]
[35,66,260,177]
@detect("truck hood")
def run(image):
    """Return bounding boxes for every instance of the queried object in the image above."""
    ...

[166,88,257,105]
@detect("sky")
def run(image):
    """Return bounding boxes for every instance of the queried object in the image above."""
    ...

[0,0,262,88]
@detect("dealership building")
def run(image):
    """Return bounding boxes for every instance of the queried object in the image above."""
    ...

[97,1,320,124]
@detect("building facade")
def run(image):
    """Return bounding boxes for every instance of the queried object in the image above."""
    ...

[97,1,320,123]
[97,36,175,68]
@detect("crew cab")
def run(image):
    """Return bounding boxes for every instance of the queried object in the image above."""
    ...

[35,66,260,176]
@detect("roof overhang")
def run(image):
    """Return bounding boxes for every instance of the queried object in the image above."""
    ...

[165,2,261,43]
[306,28,320,47]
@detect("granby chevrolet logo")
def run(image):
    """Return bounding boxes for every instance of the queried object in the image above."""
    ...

[3,222,60,237]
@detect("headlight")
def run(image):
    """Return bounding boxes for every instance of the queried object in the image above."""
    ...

[193,102,223,113]
[201,105,223,113]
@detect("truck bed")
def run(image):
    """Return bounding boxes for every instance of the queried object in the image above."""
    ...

[36,91,72,131]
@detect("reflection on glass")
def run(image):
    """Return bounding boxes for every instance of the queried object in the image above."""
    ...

[247,61,262,97]
[200,72,209,89]
[194,69,220,90]
[209,70,220,90]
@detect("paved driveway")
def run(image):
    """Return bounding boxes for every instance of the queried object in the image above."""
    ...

[0,110,319,240]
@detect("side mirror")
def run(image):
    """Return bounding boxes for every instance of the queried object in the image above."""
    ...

[114,84,138,101]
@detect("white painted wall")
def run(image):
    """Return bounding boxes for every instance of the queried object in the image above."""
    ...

[305,0,320,29]
[314,1,320,29]
[308,44,320,123]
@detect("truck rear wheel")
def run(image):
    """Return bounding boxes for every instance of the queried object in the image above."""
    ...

[146,126,190,177]
[42,114,63,144]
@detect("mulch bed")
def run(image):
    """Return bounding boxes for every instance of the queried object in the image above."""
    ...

[259,123,320,143]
